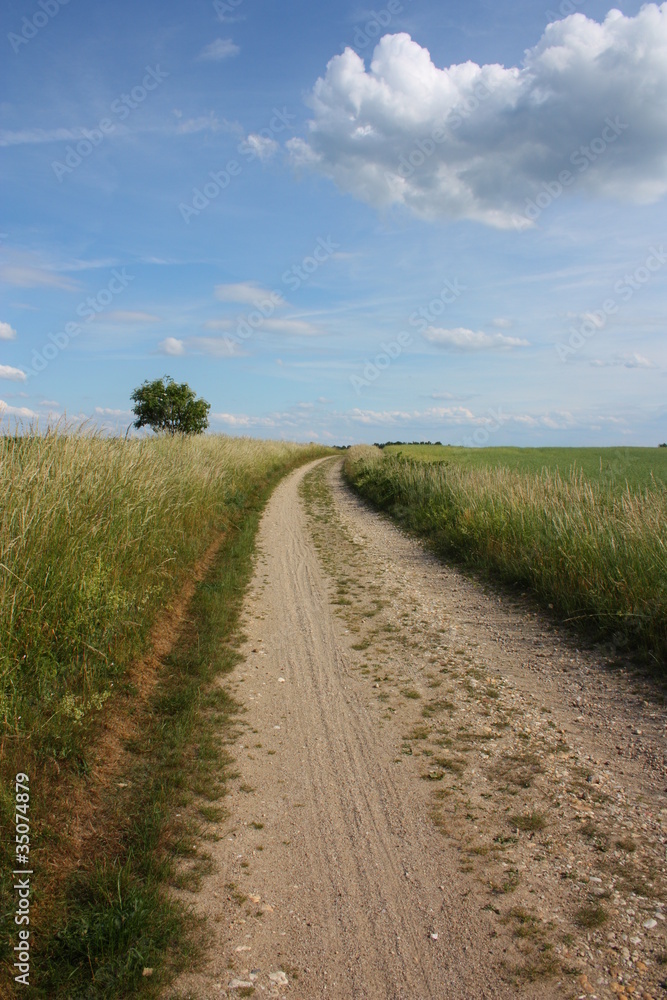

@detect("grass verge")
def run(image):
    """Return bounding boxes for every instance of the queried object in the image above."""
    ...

[343,445,667,666]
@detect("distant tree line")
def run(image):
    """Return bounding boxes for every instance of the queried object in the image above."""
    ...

[374,440,445,449]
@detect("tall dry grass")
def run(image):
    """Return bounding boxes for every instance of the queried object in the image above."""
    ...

[0,429,324,759]
[345,446,667,664]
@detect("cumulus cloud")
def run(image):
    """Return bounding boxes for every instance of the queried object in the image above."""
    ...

[0,321,17,340]
[0,364,26,381]
[424,327,530,350]
[198,38,240,61]
[289,7,667,227]
[95,407,133,417]
[0,399,37,418]
[158,337,186,356]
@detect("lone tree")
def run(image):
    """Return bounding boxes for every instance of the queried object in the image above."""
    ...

[131,375,210,435]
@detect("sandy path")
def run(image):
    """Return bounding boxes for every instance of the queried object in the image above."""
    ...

[169,458,667,1000]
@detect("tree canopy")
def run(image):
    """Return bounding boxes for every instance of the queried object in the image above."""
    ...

[130,376,210,435]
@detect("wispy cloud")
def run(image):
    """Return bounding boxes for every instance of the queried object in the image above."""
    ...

[214,282,285,305]
[202,315,323,336]
[0,263,79,291]
[590,353,658,369]
[95,310,160,324]
[262,317,323,336]
[243,134,279,160]
[0,116,222,148]
[186,337,246,357]
[424,327,530,351]
[0,127,93,148]
[198,38,240,61]
[212,412,277,427]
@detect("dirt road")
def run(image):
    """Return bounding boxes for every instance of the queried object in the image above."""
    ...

[169,458,667,1000]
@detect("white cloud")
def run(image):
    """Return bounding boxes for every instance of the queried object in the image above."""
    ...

[187,337,246,357]
[492,318,512,329]
[212,412,277,427]
[0,264,78,290]
[215,281,284,305]
[0,321,17,340]
[346,406,488,426]
[290,7,667,227]
[158,337,186,356]
[0,118,222,146]
[540,411,575,430]
[95,407,133,417]
[0,399,37,418]
[0,127,93,147]
[205,315,322,336]
[169,113,222,135]
[424,327,530,350]
[590,352,658,369]
[198,38,240,61]
[243,134,279,160]
[0,364,26,381]
[262,318,323,336]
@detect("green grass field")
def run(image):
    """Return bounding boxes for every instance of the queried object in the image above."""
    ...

[381,445,667,491]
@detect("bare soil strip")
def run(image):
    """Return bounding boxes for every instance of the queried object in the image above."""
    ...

[168,458,667,1000]
[42,529,226,889]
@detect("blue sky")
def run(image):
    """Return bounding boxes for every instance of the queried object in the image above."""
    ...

[1,0,666,444]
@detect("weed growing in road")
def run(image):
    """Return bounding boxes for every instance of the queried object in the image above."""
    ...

[574,904,608,928]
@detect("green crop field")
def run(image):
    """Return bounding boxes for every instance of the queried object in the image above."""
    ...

[381,444,667,491]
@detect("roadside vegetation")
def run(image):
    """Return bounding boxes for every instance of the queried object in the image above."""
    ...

[0,427,328,996]
[344,445,667,666]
